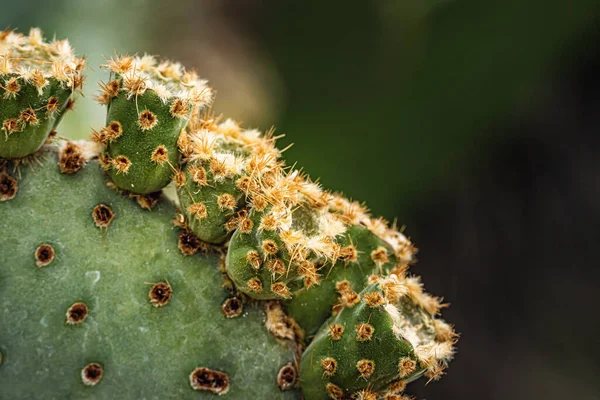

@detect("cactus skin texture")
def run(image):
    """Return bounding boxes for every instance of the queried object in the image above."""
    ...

[299,274,457,399]
[93,55,213,194]
[0,150,299,399]
[0,28,84,159]
[0,27,458,399]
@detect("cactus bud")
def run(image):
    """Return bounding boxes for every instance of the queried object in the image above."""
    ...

[0,28,84,159]
[95,54,212,194]
[299,274,457,399]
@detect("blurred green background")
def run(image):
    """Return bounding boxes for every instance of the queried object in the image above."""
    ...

[3,0,600,398]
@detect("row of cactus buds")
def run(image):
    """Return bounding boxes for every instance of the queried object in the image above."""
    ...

[173,114,420,337]
[92,54,213,194]
[0,28,85,159]
[299,271,457,399]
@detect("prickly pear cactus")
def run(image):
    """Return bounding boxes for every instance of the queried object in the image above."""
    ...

[0,28,84,159]
[0,27,458,400]
[0,150,299,399]
[177,122,419,328]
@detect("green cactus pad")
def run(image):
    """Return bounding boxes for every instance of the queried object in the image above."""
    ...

[299,275,456,399]
[0,28,84,159]
[0,148,300,399]
[94,55,213,194]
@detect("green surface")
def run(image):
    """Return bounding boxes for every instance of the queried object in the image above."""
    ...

[0,151,299,399]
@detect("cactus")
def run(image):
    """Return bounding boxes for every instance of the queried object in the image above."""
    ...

[0,149,299,398]
[93,54,213,194]
[0,28,84,159]
[299,274,457,399]
[0,27,457,399]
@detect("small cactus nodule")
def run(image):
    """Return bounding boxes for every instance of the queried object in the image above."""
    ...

[0,27,458,399]
[93,54,213,194]
[0,28,84,159]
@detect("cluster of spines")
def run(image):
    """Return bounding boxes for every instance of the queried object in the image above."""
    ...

[299,272,457,399]
[0,28,84,159]
[92,54,213,194]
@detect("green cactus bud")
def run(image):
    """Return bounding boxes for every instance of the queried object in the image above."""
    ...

[0,145,300,399]
[0,28,84,159]
[226,202,327,299]
[284,224,408,336]
[93,54,212,194]
[299,274,457,399]
[176,118,260,243]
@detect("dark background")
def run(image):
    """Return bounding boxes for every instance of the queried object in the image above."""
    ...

[2,1,599,398]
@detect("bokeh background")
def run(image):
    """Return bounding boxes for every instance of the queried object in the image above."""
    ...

[2,1,600,398]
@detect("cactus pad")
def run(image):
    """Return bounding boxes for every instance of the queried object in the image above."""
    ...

[176,118,278,243]
[0,147,299,399]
